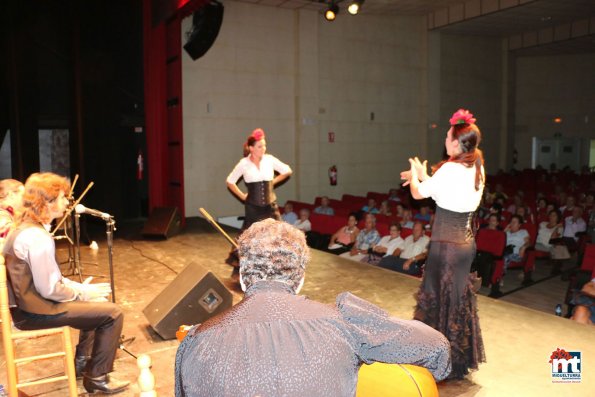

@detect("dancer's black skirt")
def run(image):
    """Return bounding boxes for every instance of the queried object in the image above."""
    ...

[414,206,486,379]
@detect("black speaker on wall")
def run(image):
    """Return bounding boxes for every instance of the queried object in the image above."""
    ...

[143,262,233,340]
[183,0,224,61]
[142,207,181,239]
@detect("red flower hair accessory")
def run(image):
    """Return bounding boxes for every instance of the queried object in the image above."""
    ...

[449,109,476,126]
[251,128,265,141]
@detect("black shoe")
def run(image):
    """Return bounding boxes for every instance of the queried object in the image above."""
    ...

[83,374,130,394]
[521,277,534,286]
[75,355,91,379]
[488,283,504,298]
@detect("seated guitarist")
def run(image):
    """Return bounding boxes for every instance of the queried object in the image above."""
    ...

[175,219,451,397]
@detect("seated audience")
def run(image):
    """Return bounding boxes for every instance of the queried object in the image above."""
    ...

[477,193,494,219]
[482,202,503,221]
[400,209,414,229]
[175,219,451,397]
[562,206,586,251]
[474,214,506,289]
[340,214,381,262]
[293,208,311,232]
[534,198,549,223]
[535,210,563,253]
[378,222,429,276]
[479,213,502,230]
[559,196,576,217]
[313,196,334,216]
[582,192,594,214]
[281,202,298,225]
[0,179,24,246]
[388,188,402,203]
[545,202,557,216]
[361,223,404,265]
[394,203,405,219]
[492,183,508,201]
[515,206,533,224]
[571,278,595,326]
[506,194,523,215]
[327,214,359,255]
[378,200,392,216]
[413,204,431,223]
[503,215,530,271]
[361,198,379,214]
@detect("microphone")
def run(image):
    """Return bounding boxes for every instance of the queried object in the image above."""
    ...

[75,204,112,220]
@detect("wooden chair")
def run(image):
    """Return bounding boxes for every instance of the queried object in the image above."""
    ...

[0,255,78,397]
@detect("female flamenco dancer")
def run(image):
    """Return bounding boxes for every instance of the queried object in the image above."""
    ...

[226,128,292,229]
[225,128,292,264]
[401,109,486,379]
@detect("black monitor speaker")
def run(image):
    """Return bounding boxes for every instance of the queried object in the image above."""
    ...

[143,262,233,340]
[183,1,224,61]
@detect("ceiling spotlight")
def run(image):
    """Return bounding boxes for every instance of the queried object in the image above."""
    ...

[325,3,339,21]
[348,0,364,15]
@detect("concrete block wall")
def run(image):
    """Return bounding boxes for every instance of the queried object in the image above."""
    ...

[182,2,429,217]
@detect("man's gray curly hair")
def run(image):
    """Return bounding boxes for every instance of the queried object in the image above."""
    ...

[238,218,310,293]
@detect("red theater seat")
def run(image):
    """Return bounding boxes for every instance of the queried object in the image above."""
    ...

[476,228,506,285]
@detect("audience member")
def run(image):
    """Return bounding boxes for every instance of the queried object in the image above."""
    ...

[293,209,311,232]
[562,206,586,251]
[378,200,392,216]
[483,202,503,221]
[477,193,494,219]
[413,204,431,223]
[515,206,533,224]
[545,202,556,215]
[491,183,508,201]
[535,197,548,223]
[394,203,405,219]
[557,191,568,209]
[503,215,530,271]
[281,202,298,225]
[570,278,595,326]
[506,194,523,215]
[388,188,402,203]
[361,223,404,265]
[535,210,563,253]
[361,198,379,214]
[559,196,576,217]
[340,214,380,262]
[378,222,429,276]
[582,192,594,213]
[175,219,452,397]
[313,196,334,216]
[474,214,506,289]
[400,209,414,229]
[0,179,24,244]
[480,213,502,230]
[327,214,359,255]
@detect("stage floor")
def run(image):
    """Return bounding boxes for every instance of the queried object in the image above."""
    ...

[0,218,593,396]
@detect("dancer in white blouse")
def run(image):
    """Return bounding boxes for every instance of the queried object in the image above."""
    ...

[401,109,486,380]
[226,128,292,230]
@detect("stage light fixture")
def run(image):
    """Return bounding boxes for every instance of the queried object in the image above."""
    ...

[325,3,339,21]
[348,0,364,15]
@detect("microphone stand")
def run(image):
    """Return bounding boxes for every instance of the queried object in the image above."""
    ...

[72,213,102,280]
[102,215,138,360]
[105,216,117,303]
